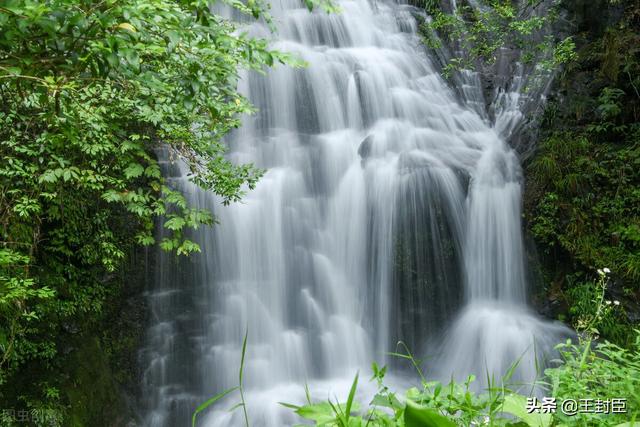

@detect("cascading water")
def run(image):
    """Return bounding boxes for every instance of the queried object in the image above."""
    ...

[140,0,570,425]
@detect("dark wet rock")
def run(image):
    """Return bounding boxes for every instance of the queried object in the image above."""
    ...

[358,135,374,160]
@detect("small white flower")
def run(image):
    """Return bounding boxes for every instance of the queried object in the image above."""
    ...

[597,269,604,276]
[603,268,611,274]
[614,300,620,306]
[606,300,612,305]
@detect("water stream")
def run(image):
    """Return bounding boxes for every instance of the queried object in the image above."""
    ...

[140,0,569,425]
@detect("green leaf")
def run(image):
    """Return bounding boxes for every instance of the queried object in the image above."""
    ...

[239,329,248,386]
[501,395,551,427]
[295,402,336,424]
[404,400,456,427]
[166,30,181,52]
[6,66,22,75]
[160,238,177,251]
[370,392,402,410]
[102,190,123,203]
[136,233,155,246]
[39,170,58,184]
[117,22,137,32]
[124,163,145,179]
[164,216,186,231]
[345,371,359,422]
[145,164,161,178]
[177,239,201,255]
[278,402,300,410]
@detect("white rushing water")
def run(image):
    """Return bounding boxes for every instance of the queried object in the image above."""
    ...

[140,0,570,425]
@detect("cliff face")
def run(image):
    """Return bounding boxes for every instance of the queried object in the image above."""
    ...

[520,0,640,344]
[65,248,149,426]
[1,247,150,427]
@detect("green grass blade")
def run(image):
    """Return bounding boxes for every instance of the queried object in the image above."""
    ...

[192,387,238,427]
[228,402,245,412]
[239,328,250,427]
[278,402,301,410]
[240,328,248,385]
[305,382,312,405]
[345,371,359,422]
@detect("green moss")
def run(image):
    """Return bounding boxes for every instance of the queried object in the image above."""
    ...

[64,338,127,427]
[524,0,640,346]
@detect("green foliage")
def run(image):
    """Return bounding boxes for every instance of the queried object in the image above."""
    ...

[563,270,629,345]
[526,1,640,342]
[544,334,640,427]
[542,276,640,426]
[525,0,640,346]
[527,128,639,342]
[528,130,640,278]
[281,343,541,427]
[282,333,640,426]
[0,0,316,419]
[418,0,575,76]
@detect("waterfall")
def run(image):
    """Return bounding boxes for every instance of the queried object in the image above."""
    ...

[140,0,570,425]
